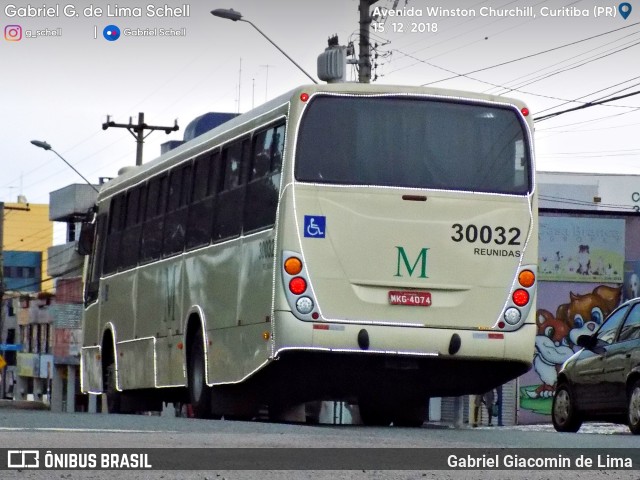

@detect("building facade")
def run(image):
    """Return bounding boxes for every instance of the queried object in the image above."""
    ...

[1,200,53,399]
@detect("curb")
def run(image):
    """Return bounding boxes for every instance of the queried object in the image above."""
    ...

[0,399,50,410]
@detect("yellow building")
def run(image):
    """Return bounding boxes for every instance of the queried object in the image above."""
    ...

[2,200,54,292]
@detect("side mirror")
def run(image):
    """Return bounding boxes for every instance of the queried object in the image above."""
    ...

[577,333,606,354]
[77,222,95,256]
[576,334,596,350]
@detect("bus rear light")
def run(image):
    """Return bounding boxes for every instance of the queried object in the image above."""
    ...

[300,92,310,102]
[521,107,529,117]
[289,277,307,295]
[282,250,319,321]
[284,257,303,275]
[512,289,529,307]
[296,296,314,314]
[504,307,521,325]
[518,270,535,288]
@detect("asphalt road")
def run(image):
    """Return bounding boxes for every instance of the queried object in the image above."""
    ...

[0,407,638,480]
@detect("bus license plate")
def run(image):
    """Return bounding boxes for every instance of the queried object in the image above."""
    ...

[388,291,432,307]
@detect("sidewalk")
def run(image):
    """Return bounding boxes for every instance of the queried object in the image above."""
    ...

[0,399,50,410]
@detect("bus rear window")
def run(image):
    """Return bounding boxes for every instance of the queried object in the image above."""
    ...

[295,96,531,195]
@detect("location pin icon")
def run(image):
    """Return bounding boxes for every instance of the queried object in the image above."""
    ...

[619,2,632,19]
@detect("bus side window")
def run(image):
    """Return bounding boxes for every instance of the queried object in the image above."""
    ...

[120,185,144,269]
[85,212,107,304]
[163,163,191,256]
[244,123,285,233]
[213,139,249,242]
[272,123,285,173]
[250,129,271,179]
[187,152,215,250]
[103,194,126,274]
[140,175,167,262]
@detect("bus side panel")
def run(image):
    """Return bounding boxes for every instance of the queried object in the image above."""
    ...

[117,338,155,389]
[81,345,102,393]
[82,302,101,348]
[237,231,276,326]
[100,271,136,342]
[207,323,271,384]
[155,335,186,387]
[185,243,241,331]
[137,261,184,339]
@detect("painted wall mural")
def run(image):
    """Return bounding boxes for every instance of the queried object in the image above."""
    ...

[518,282,622,423]
[539,217,624,283]
[516,213,640,424]
[623,261,640,302]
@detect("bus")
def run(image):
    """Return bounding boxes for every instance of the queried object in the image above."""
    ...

[80,83,537,426]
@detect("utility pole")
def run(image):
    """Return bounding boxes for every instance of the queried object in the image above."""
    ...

[358,0,379,83]
[102,113,179,166]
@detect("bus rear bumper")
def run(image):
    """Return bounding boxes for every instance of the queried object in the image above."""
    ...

[272,311,535,394]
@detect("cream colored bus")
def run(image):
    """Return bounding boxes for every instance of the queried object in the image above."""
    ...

[80,83,537,426]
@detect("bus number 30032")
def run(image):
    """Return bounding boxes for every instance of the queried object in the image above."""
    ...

[451,223,521,246]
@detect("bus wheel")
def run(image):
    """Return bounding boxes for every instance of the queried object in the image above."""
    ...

[393,403,428,427]
[188,329,213,418]
[358,399,392,426]
[105,363,121,414]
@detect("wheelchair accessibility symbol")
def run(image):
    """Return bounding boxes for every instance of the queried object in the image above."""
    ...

[304,215,326,238]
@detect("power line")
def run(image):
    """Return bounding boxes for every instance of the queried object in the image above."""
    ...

[420,21,640,87]
[489,37,640,96]
[535,75,640,115]
[536,108,640,130]
[539,194,638,212]
[534,89,640,122]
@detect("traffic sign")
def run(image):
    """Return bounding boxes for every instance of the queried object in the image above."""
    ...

[0,344,22,351]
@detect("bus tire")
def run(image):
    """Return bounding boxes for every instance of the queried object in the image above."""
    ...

[188,329,214,419]
[393,403,428,427]
[358,400,392,426]
[105,363,121,414]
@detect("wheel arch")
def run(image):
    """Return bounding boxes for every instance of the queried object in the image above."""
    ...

[100,323,117,386]
[556,372,570,388]
[184,307,208,384]
[626,369,640,397]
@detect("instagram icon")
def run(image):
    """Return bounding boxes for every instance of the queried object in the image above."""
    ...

[4,25,22,41]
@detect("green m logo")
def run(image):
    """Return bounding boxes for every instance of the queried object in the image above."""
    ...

[395,247,429,278]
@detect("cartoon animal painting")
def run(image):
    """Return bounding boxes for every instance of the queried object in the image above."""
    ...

[576,245,590,275]
[527,310,574,399]
[557,285,622,346]
[528,285,622,400]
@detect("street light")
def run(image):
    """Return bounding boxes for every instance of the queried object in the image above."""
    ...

[30,140,99,193]
[211,8,318,85]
